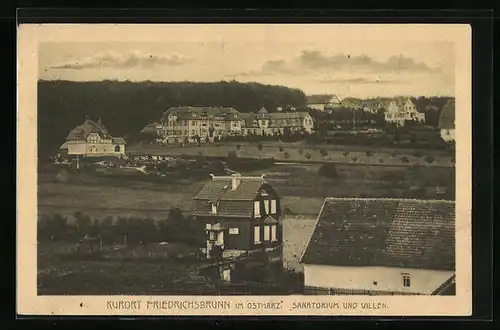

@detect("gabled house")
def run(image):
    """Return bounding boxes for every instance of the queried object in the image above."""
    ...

[306,95,343,111]
[240,108,315,136]
[191,173,282,261]
[384,98,425,126]
[60,118,126,158]
[300,198,455,295]
[439,99,455,142]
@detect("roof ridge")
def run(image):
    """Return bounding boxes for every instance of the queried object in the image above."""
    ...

[323,197,455,204]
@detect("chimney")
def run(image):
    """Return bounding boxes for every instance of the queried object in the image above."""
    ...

[231,173,242,190]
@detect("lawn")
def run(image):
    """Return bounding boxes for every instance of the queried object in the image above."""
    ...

[128,142,454,168]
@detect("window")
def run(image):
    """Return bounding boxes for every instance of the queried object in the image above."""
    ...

[264,225,270,241]
[254,201,260,217]
[264,200,270,214]
[254,225,261,243]
[270,200,277,214]
[271,225,277,241]
[209,232,216,240]
[114,145,120,152]
[402,273,411,287]
[229,228,239,235]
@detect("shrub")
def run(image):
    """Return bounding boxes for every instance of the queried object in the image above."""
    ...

[424,155,435,164]
[257,143,263,151]
[305,153,311,160]
[283,152,290,159]
[298,148,304,155]
[279,146,284,152]
[236,144,241,150]
[400,156,410,164]
[352,157,357,162]
[318,164,339,179]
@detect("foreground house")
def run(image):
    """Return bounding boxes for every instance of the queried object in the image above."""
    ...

[191,173,282,261]
[300,198,455,295]
[60,118,126,158]
[306,94,343,111]
[384,98,425,126]
[439,99,455,142]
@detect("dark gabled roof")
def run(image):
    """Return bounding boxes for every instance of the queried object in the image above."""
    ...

[66,119,112,140]
[431,274,456,295]
[194,176,267,202]
[112,137,127,145]
[439,99,455,129]
[300,198,455,271]
[163,106,240,121]
[191,200,254,217]
[192,175,274,218]
[306,94,342,105]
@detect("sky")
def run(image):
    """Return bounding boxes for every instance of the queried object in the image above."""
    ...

[38,25,456,99]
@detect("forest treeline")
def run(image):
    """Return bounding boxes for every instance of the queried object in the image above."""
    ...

[37,80,307,156]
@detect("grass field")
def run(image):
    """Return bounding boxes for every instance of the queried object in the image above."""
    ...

[38,161,454,221]
[128,142,454,168]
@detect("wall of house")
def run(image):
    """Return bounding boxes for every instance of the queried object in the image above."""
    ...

[303,264,454,295]
[308,104,325,111]
[281,214,317,273]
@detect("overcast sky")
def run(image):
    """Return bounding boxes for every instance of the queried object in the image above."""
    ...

[38,25,456,99]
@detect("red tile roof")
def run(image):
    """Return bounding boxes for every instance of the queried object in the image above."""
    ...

[300,198,455,271]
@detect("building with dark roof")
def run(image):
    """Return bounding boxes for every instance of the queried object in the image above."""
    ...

[240,108,315,136]
[439,99,455,142]
[191,173,282,261]
[306,94,343,111]
[161,106,242,141]
[300,197,455,295]
[60,118,127,158]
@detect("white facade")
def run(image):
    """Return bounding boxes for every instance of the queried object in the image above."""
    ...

[303,264,454,295]
[440,128,455,142]
[385,99,425,126]
[67,132,126,157]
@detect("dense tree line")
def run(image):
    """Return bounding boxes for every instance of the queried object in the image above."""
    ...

[38,80,307,157]
[38,209,205,247]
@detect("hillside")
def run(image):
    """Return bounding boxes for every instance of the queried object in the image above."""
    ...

[37,80,307,157]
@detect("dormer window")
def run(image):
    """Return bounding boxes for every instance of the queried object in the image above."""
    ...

[211,202,218,214]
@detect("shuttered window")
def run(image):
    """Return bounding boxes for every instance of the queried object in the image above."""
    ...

[264,225,270,241]
[271,200,277,214]
[271,225,277,241]
[254,226,261,243]
[264,200,270,214]
[254,201,260,217]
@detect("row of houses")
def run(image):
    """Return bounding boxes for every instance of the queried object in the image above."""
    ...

[155,106,315,141]
[192,173,456,295]
[306,95,426,127]
[58,97,454,159]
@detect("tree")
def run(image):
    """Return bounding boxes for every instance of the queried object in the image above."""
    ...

[74,212,91,236]
[342,151,350,162]
[318,164,339,179]
[365,151,374,164]
[305,153,311,160]
[298,148,304,155]
[279,146,284,152]
[236,144,241,150]
[425,155,435,164]
[401,156,410,164]
[283,152,290,159]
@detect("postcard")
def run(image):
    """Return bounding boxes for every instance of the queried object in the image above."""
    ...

[17,23,472,316]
